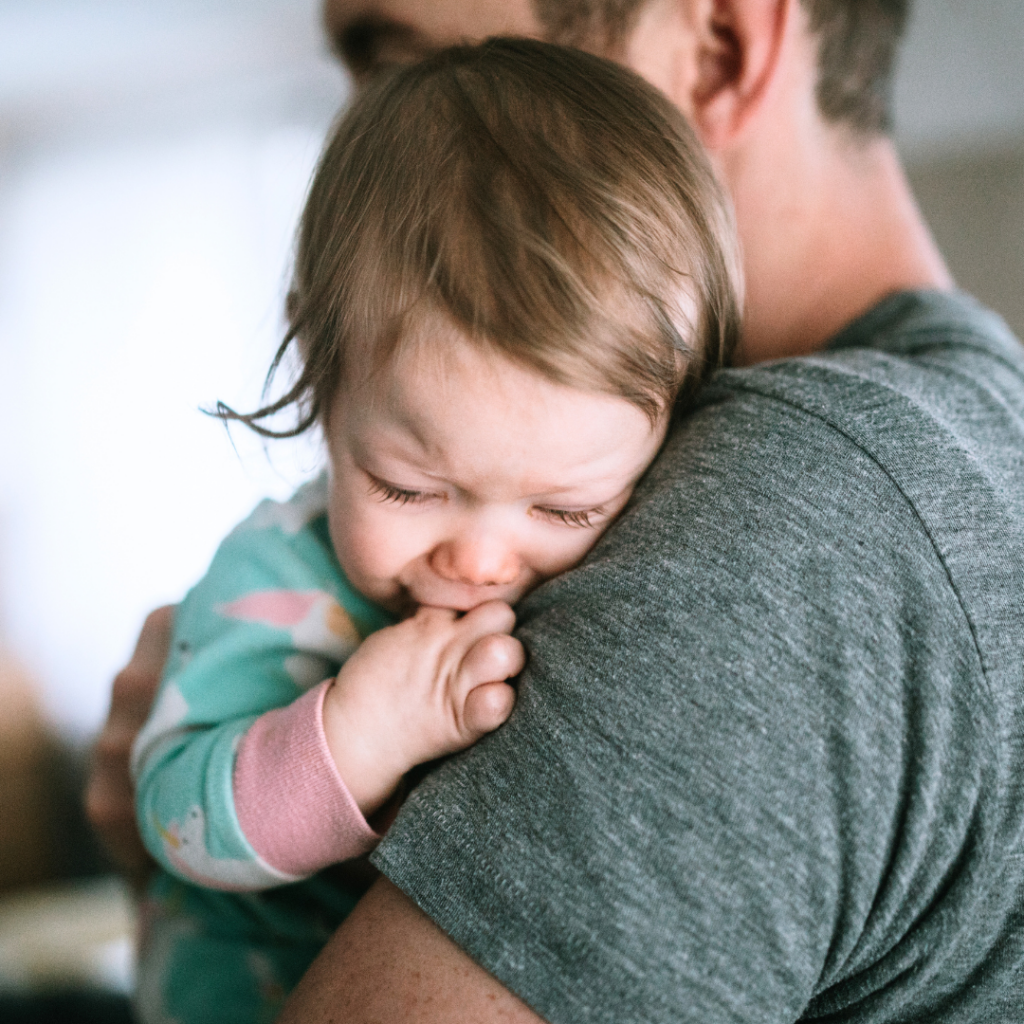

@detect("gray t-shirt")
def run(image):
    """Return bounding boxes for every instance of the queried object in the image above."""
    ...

[372,291,1024,1023]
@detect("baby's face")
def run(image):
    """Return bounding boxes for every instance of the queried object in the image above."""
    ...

[325,320,669,616]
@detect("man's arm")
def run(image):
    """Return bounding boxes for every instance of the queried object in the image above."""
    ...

[278,876,545,1023]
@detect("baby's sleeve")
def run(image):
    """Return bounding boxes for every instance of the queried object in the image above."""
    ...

[132,492,391,891]
[231,679,383,878]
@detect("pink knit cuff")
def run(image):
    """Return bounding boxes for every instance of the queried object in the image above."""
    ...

[233,680,381,876]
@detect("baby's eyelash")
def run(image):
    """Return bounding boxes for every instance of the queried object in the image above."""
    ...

[535,507,601,528]
[367,477,426,506]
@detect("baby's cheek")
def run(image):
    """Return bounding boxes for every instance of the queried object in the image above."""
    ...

[336,527,391,585]
[329,507,423,609]
[328,503,386,581]
[536,529,608,580]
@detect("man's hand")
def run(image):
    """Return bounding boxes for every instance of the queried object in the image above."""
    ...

[85,605,174,879]
[322,601,523,815]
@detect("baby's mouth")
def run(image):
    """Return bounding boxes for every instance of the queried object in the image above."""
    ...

[406,577,523,614]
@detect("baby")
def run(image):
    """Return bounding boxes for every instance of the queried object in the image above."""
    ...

[131,37,741,1024]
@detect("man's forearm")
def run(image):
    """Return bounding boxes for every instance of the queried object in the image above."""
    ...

[277,876,547,1023]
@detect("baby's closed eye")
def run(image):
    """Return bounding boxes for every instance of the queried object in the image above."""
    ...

[531,506,604,528]
[367,475,439,506]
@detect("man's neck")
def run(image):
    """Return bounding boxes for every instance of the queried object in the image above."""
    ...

[724,126,953,366]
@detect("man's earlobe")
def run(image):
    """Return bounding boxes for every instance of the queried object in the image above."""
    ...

[689,0,791,150]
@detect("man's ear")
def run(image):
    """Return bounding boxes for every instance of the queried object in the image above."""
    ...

[626,0,793,150]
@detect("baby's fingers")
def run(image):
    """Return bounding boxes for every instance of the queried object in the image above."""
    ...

[454,632,524,740]
[457,600,516,641]
[461,631,525,686]
[463,681,516,737]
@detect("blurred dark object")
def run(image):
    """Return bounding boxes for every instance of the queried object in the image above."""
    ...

[0,650,134,1017]
[0,649,108,894]
[0,651,61,892]
[0,989,134,1024]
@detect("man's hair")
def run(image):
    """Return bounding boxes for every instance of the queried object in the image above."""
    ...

[224,37,741,437]
[533,0,911,135]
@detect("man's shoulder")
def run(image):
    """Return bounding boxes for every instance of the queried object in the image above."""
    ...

[623,288,1024,686]
[557,286,1024,766]
[706,288,1021,431]
[652,289,1024,545]
[700,289,1024,452]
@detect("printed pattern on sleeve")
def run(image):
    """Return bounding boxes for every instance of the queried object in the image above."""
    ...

[132,475,394,890]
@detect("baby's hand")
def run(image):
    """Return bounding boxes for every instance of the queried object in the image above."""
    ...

[322,601,523,816]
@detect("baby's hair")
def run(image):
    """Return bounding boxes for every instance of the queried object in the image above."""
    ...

[220,36,742,437]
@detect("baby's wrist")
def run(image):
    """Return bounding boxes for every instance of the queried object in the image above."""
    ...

[321,681,409,817]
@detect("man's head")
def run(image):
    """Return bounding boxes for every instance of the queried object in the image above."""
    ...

[322,0,945,370]
[327,0,911,138]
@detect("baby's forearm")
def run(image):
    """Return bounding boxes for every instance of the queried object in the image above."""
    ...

[135,682,382,891]
[322,682,409,816]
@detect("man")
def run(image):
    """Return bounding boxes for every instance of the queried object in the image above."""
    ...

[88,1,1024,1020]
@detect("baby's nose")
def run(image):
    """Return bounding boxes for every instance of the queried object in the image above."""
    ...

[429,536,521,587]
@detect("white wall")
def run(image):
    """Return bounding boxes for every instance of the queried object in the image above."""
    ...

[0,1,348,738]
[895,0,1024,340]
[909,146,1024,339]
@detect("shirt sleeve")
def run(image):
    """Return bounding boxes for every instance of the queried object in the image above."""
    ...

[371,379,997,1023]
[133,497,387,891]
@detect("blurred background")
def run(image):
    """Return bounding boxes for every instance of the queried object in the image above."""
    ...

[0,0,344,1011]
[0,0,1021,1011]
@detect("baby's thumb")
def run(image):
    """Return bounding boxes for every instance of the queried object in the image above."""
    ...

[463,681,516,737]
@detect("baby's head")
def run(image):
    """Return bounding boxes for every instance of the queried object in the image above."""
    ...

[232,38,742,615]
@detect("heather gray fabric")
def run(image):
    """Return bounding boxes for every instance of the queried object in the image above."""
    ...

[372,291,1024,1023]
